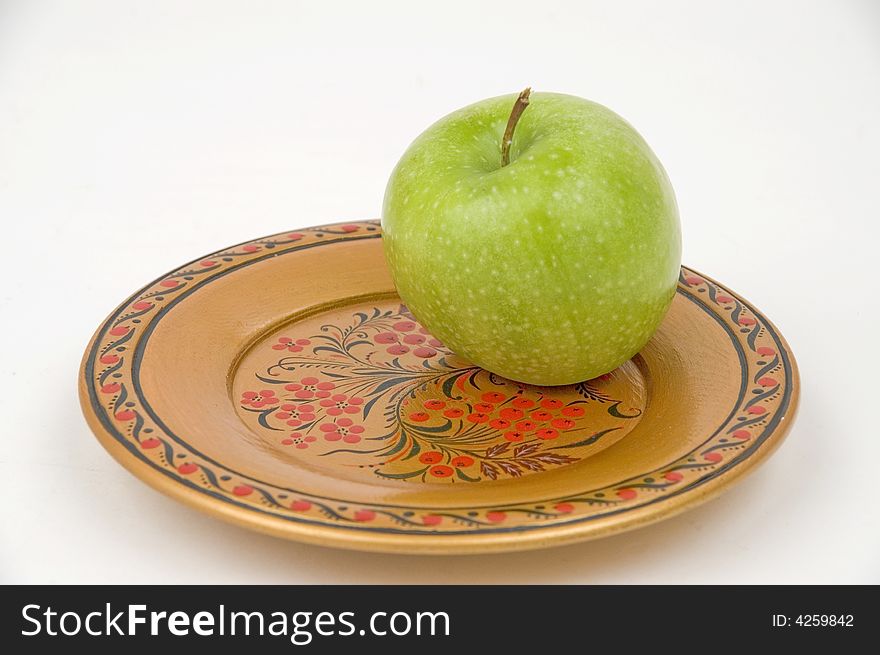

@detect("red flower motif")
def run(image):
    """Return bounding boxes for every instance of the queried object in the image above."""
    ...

[473,402,495,414]
[320,393,365,416]
[540,398,563,410]
[424,399,446,410]
[443,408,464,419]
[466,412,490,424]
[403,334,425,345]
[481,392,506,404]
[284,377,335,399]
[413,347,437,358]
[387,344,409,355]
[282,431,318,449]
[489,418,511,430]
[451,455,474,467]
[515,420,537,432]
[562,406,585,418]
[275,403,316,426]
[504,430,525,442]
[551,417,575,430]
[241,389,280,408]
[530,410,553,422]
[410,412,430,422]
[536,428,559,440]
[319,417,365,443]
[393,321,416,332]
[272,336,311,352]
[512,398,535,409]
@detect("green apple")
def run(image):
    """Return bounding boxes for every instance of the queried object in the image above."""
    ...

[382,90,681,386]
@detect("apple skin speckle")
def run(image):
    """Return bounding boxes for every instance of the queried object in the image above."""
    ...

[381,92,681,386]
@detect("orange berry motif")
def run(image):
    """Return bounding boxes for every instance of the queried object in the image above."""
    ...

[419,451,443,465]
[500,407,524,421]
[429,465,454,478]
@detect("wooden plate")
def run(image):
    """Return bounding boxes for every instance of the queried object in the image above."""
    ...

[79,221,799,554]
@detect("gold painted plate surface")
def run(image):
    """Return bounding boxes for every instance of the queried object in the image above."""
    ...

[79,221,799,554]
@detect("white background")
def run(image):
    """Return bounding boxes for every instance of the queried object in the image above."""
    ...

[1,0,878,583]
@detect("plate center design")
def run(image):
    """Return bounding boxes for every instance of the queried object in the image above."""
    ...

[233,300,646,484]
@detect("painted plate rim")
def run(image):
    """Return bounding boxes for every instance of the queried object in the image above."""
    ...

[78,221,800,554]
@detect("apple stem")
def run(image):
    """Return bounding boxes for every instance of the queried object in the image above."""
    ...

[501,87,532,167]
